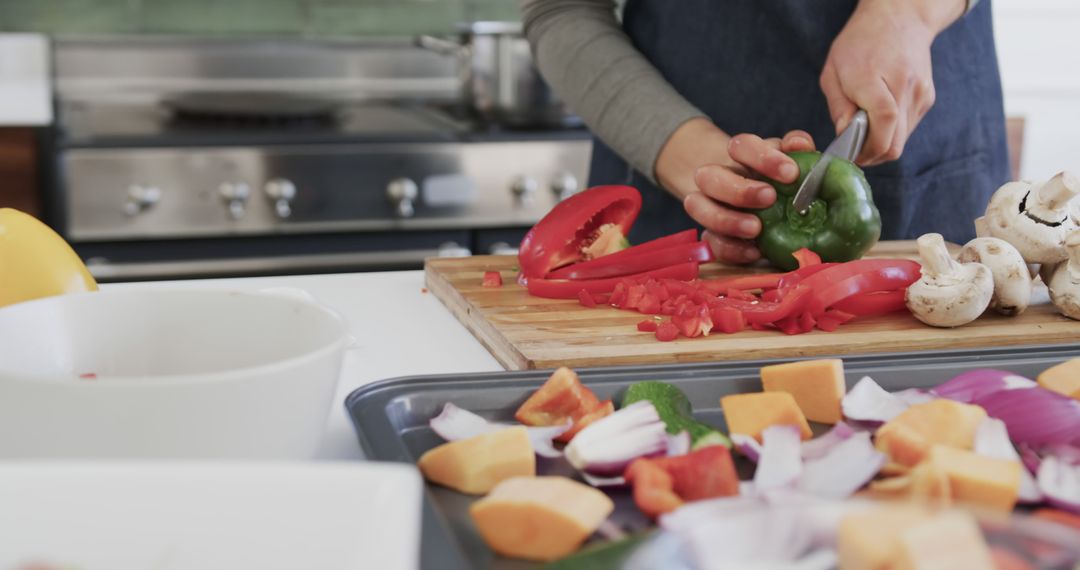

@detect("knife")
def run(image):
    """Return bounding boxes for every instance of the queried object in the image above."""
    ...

[792,109,869,215]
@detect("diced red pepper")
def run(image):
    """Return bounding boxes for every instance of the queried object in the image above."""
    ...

[637,319,659,332]
[760,289,782,303]
[637,293,662,314]
[710,285,813,325]
[774,315,805,335]
[672,303,713,338]
[815,309,855,332]
[792,247,822,269]
[555,400,614,443]
[481,271,503,288]
[518,185,642,278]
[526,262,700,299]
[799,311,817,333]
[514,367,601,428]
[655,322,679,342]
[545,239,712,280]
[727,287,757,301]
[577,289,597,308]
[832,290,908,317]
[710,306,746,334]
[625,445,739,518]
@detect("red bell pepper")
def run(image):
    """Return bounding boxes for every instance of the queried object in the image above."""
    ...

[815,309,855,332]
[710,306,746,333]
[555,400,614,443]
[637,319,659,332]
[832,290,908,317]
[710,284,813,325]
[526,262,700,299]
[655,321,679,342]
[618,228,698,254]
[804,260,921,316]
[624,445,739,518]
[514,367,601,429]
[518,185,642,278]
[481,271,503,288]
[545,240,713,280]
[672,303,713,338]
[577,289,597,308]
[699,273,782,294]
[792,247,822,269]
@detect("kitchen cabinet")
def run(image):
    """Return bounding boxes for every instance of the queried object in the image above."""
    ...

[0,128,40,217]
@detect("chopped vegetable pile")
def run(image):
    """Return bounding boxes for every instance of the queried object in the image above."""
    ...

[414,357,1080,567]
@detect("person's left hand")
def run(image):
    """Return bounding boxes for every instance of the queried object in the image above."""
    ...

[819,0,963,166]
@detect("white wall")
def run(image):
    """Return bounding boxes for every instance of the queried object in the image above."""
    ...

[994,0,1080,179]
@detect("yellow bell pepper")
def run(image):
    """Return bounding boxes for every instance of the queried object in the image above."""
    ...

[0,208,97,308]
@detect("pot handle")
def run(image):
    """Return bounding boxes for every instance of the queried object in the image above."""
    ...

[416,35,465,57]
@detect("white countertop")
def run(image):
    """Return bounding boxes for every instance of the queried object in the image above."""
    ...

[105,270,501,461]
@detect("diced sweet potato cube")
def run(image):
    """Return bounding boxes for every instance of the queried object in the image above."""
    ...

[838,505,929,570]
[760,358,846,424]
[417,426,535,495]
[1037,358,1080,401]
[926,445,1021,513]
[894,511,995,570]
[720,392,812,442]
[874,399,987,467]
[469,476,614,562]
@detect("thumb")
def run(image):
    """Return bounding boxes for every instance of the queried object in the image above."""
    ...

[819,62,858,135]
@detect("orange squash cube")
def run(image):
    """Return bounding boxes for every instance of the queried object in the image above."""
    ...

[761,358,846,424]
[720,392,812,442]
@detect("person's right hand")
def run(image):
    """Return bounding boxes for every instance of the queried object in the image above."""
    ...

[656,118,815,264]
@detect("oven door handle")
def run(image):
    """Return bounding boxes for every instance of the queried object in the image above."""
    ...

[85,247,471,282]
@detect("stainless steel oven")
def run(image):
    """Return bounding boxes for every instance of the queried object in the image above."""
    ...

[46,38,592,281]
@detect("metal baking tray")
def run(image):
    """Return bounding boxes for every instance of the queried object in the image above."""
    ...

[345,344,1080,570]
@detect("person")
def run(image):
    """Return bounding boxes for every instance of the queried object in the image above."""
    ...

[521,0,1010,264]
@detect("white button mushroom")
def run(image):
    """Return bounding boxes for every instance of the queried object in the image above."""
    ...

[906,233,994,328]
[957,237,1032,316]
[985,172,1080,264]
[1046,230,1080,320]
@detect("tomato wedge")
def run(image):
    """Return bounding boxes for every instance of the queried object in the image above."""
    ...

[545,240,712,280]
[526,262,700,299]
[518,185,642,278]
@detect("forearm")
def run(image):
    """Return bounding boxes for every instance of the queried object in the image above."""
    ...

[521,0,707,184]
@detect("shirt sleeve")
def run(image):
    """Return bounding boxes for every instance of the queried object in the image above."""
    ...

[521,0,707,183]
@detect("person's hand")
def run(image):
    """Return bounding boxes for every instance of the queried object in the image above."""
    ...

[820,0,963,166]
[655,118,815,264]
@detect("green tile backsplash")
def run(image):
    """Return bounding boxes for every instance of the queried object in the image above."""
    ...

[0,0,518,37]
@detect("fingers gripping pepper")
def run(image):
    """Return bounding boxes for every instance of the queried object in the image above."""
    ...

[755,151,882,271]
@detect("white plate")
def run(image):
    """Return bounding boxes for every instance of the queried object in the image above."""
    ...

[0,461,421,570]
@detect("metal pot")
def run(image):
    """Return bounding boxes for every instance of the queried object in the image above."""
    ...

[418,22,579,129]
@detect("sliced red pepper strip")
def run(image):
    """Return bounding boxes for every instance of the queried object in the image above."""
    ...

[776,262,839,292]
[514,367,601,428]
[710,285,813,325]
[792,248,822,269]
[621,229,698,254]
[699,273,782,294]
[798,259,920,293]
[577,289,597,308]
[815,309,855,332]
[831,290,908,317]
[526,262,700,299]
[806,263,921,316]
[545,235,708,280]
[711,306,745,334]
[518,185,642,278]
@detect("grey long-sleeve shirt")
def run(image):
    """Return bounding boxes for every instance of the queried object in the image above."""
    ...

[520,0,705,183]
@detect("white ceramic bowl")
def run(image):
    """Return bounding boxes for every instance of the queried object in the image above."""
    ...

[0,289,349,459]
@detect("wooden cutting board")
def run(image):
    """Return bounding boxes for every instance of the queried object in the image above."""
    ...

[425,241,1080,370]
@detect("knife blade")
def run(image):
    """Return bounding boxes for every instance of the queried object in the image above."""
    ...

[792,109,869,215]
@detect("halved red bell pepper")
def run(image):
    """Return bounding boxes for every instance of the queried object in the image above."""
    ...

[515,367,612,443]
[624,445,739,518]
[518,185,642,278]
[545,240,713,280]
[526,262,700,299]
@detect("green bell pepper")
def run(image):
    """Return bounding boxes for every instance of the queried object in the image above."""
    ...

[754,151,882,271]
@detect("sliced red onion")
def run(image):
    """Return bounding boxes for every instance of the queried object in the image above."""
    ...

[1019,443,1043,474]
[841,376,910,424]
[1042,443,1080,466]
[932,369,1037,403]
[667,430,692,457]
[429,402,569,459]
[731,433,762,463]
[800,422,858,461]
[799,432,885,500]
[582,472,627,488]
[754,425,803,493]
[894,388,936,407]
[565,400,667,477]
[974,418,1042,503]
[973,387,1080,447]
[1037,456,1080,514]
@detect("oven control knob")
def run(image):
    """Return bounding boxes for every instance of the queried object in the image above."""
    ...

[219,182,251,220]
[264,178,297,219]
[510,175,538,204]
[551,172,580,201]
[438,241,472,258]
[124,184,161,216]
[387,178,419,218]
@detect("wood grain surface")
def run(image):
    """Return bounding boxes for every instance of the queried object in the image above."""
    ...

[425,241,1080,370]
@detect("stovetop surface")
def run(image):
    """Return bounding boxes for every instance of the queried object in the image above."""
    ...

[57,99,590,148]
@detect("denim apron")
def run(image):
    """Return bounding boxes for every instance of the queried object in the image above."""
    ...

[588,0,1011,245]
